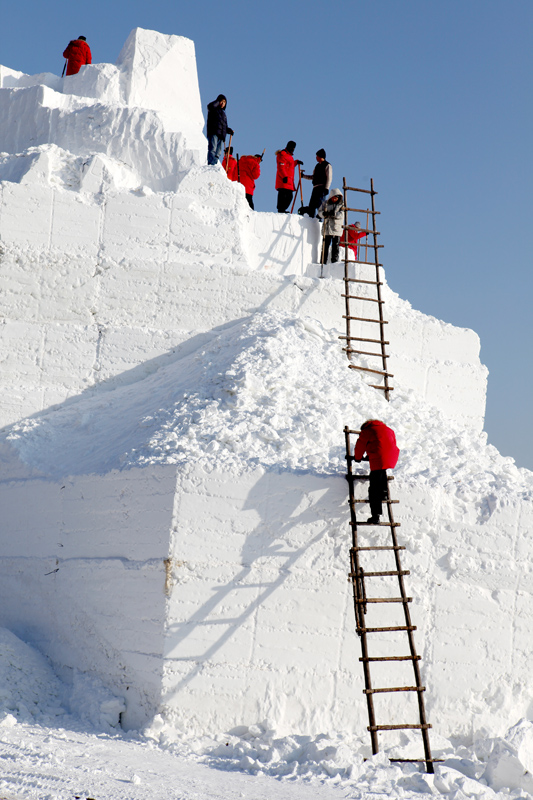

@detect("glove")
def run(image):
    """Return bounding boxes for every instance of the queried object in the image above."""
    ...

[295,160,303,166]
[227,128,234,136]
[282,177,288,184]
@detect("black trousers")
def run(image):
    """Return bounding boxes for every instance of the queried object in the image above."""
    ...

[323,235,340,264]
[246,193,254,209]
[277,188,293,213]
[369,469,388,518]
[307,186,328,218]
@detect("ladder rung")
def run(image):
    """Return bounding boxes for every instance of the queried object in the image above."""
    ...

[363,686,425,694]
[344,278,383,285]
[343,348,389,358]
[346,469,395,481]
[341,295,383,304]
[342,315,388,324]
[351,521,401,527]
[342,226,379,235]
[359,655,420,662]
[369,384,395,392]
[350,499,398,504]
[359,625,416,633]
[339,336,389,344]
[368,724,432,732]
[354,597,412,604]
[351,569,408,577]
[344,185,374,194]
[343,206,380,214]
[390,759,445,764]
[349,365,393,377]
[352,545,405,553]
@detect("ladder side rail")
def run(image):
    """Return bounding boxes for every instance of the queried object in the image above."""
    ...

[386,497,435,773]
[370,178,390,400]
[342,178,352,357]
[344,427,379,754]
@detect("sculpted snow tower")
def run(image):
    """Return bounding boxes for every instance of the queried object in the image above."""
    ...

[1,28,530,750]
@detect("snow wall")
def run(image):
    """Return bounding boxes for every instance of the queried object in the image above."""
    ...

[1,27,532,744]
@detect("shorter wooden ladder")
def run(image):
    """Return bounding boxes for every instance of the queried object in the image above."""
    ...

[344,426,438,773]
[339,178,393,401]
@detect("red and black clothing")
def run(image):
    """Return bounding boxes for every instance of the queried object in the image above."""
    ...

[353,420,399,518]
[63,39,92,76]
[222,152,238,181]
[238,155,261,209]
[340,225,367,260]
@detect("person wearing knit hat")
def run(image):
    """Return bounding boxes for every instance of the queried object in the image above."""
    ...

[62,36,92,76]
[275,141,303,213]
[300,148,332,218]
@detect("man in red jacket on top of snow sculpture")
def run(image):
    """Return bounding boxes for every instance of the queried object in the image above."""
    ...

[353,420,400,525]
[238,153,262,209]
[275,141,303,213]
[62,36,92,76]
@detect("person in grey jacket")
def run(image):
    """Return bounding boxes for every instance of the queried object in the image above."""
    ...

[317,188,344,263]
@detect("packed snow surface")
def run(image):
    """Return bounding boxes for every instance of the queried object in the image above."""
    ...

[3,628,533,800]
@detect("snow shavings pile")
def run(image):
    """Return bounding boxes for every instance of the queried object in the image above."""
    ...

[0,628,124,731]
[5,310,532,518]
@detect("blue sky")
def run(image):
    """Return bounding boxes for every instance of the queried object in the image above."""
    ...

[2,0,532,468]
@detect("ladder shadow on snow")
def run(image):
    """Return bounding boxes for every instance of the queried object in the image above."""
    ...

[253,215,321,273]
[162,470,347,701]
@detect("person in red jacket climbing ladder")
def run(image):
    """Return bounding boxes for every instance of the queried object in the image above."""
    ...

[353,420,400,524]
[62,36,92,76]
[238,154,262,209]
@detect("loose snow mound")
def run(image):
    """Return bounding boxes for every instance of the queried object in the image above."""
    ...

[0,628,124,729]
[4,310,532,521]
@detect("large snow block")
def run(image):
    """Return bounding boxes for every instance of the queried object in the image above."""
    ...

[0,465,178,730]
[116,28,205,148]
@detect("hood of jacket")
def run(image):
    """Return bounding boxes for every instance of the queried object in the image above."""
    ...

[328,188,343,200]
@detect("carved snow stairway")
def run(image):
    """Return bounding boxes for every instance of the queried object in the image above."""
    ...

[339,178,392,400]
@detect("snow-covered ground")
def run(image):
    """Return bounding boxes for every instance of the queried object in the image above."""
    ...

[2,626,533,800]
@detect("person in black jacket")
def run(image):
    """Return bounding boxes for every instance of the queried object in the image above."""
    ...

[300,149,332,218]
[206,94,234,166]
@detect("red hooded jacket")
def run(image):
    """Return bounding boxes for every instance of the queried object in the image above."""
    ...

[222,153,238,181]
[340,226,367,258]
[353,420,399,471]
[63,39,92,76]
[238,155,261,195]
[275,149,296,191]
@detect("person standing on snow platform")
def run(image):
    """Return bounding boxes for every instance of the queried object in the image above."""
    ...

[62,36,92,76]
[300,148,332,218]
[207,94,234,166]
[353,420,400,524]
[340,221,367,261]
[317,188,344,263]
[275,141,303,213]
[238,154,262,209]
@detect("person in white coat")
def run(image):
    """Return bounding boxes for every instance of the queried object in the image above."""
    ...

[317,188,344,263]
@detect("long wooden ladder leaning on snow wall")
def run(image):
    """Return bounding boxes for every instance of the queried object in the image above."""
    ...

[340,179,437,773]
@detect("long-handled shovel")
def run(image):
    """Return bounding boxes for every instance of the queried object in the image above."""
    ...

[224,133,233,173]
[320,228,326,279]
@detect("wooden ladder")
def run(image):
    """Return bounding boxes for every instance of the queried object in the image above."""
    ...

[344,427,437,772]
[339,178,393,401]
